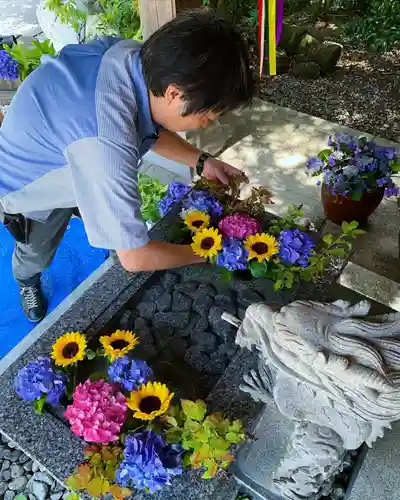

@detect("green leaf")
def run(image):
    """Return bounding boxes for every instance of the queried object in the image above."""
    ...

[64,494,80,500]
[209,437,229,452]
[86,348,96,360]
[249,259,268,278]
[350,190,363,201]
[65,474,85,491]
[15,495,28,500]
[220,267,233,281]
[86,477,106,498]
[202,458,218,479]
[273,279,283,291]
[165,428,183,444]
[181,399,207,422]
[225,431,243,444]
[317,148,332,162]
[34,394,47,415]
[322,233,333,245]
[327,247,347,257]
[184,419,202,433]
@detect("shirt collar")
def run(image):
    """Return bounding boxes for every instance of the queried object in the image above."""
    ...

[132,50,159,142]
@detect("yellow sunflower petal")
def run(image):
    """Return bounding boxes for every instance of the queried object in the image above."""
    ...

[99,330,139,361]
[51,332,87,367]
[127,381,174,421]
[184,210,210,232]
[191,227,222,259]
[244,233,279,263]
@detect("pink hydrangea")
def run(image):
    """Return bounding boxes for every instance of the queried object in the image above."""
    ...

[64,379,127,444]
[218,213,261,240]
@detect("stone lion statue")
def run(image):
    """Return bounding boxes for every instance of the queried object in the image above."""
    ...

[235,299,400,500]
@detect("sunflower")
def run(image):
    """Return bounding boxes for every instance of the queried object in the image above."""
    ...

[52,332,87,367]
[184,210,210,232]
[191,227,222,259]
[100,330,139,361]
[244,233,279,263]
[127,381,174,421]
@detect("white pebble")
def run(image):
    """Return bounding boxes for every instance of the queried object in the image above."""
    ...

[31,463,40,474]
[32,471,54,487]
[10,465,24,479]
[4,490,15,500]
[51,492,63,500]
[8,476,27,492]
[31,481,48,500]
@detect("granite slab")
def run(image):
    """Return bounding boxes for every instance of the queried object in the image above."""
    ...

[0,200,352,500]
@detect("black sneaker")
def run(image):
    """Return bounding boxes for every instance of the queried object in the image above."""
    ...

[20,285,47,323]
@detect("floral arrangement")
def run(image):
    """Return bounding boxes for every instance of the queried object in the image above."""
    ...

[307,132,400,200]
[15,329,245,499]
[2,40,56,81]
[158,176,364,290]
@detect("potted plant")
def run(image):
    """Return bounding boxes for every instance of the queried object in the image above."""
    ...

[307,133,400,224]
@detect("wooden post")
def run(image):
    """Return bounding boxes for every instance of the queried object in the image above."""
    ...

[139,0,177,40]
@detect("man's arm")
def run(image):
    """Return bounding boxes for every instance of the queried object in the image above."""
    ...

[152,129,246,184]
[117,241,203,273]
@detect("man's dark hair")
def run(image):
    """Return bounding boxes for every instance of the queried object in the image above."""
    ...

[141,9,256,116]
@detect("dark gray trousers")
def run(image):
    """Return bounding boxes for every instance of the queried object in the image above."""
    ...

[11,209,74,286]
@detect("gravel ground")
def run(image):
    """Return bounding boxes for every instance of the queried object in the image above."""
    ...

[0,435,67,500]
[261,47,400,142]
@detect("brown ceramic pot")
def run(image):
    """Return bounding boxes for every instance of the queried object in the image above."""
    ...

[321,183,384,225]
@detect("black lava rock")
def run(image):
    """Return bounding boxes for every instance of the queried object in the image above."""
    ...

[184,347,210,373]
[237,290,264,308]
[153,311,191,329]
[217,342,237,359]
[208,306,237,341]
[190,330,217,353]
[213,294,237,316]
[153,326,175,349]
[172,291,192,312]
[180,313,209,337]
[161,272,180,291]
[142,284,165,302]
[119,310,136,330]
[134,317,148,330]
[155,292,172,312]
[197,283,216,297]
[237,308,247,321]
[136,302,157,321]
[193,294,214,316]
[174,281,199,299]
[205,351,228,374]
[168,337,189,357]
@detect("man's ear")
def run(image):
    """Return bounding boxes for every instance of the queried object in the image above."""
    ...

[164,84,184,105]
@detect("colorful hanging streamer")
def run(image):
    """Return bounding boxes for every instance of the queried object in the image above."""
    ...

[258,0,284,77]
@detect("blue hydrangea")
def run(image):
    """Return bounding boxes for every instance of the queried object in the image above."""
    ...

[15,357,66,406]
[108,357,154,392]
[279,229,315,268]
[158,181,190,217]
[216,238,249,271]
[183,190,223,218]
[0,49,19,80]
[116,431,183,493]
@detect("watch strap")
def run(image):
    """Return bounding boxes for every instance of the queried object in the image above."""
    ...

[196,152,212,177]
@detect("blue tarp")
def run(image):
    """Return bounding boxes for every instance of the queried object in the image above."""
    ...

[0,218,108,358]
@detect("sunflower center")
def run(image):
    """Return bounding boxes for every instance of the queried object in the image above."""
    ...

[62,342,80,359]
[201,237,215,250]
[252,242,269,255]
[139,396,162,414]
[110,339,130,350]
[192,220,204,228]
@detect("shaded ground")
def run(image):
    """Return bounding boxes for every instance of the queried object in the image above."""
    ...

[240,12,400,142]
[261,46,400,141]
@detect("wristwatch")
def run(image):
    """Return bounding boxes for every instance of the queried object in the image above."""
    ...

[196,152,213,177]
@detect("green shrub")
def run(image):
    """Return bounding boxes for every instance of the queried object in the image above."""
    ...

[342,0,400,51]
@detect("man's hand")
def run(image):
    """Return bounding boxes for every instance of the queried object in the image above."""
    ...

[203,157,248,185]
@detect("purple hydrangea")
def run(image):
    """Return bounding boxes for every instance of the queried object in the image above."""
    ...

[384,181,400,198]
[108,357,154,392]
[216,238,249,271]
[183,190,223,218]
[167,181,191,200]
[307,133,400,198]
[278,229,315,268]
[158,181,190,217]
[116,431,183,493]
[0,49,19,80]
[15,357,66,406]
[306,157,324,174]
